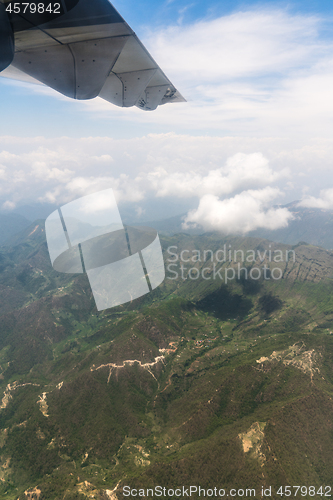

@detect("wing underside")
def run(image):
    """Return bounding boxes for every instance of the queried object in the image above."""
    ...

[0,0,185,110]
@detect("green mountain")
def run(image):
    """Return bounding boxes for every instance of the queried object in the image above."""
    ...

[0,213,31,246]
[0,222,333,499]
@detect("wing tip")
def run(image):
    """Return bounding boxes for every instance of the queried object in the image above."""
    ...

[161,89,186,105]
[135,87,186,111]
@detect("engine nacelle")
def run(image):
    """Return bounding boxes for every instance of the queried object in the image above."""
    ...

[0,2,14,72]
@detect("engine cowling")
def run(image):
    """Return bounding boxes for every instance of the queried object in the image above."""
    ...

[0,2,14,72]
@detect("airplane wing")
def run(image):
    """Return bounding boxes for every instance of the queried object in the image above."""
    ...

[0,0,185,110]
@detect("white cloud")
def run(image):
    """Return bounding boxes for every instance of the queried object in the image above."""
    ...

[144,10,323,81]
[146,152,288,198]
[298,188,333,209]
[140,9,333,138]
[183,188,294,233]
[2,200,16,210]
[0,165,7,181]
[0,135,289,206]
[0,133,331,231]
[135,206,145,217]
[41,174,144,205]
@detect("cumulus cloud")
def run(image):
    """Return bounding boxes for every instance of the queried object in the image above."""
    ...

[146,152,288,198]
[42,174,144,205]
[183,188,293,233]
[298,188,333,209]
[2,200,16,210]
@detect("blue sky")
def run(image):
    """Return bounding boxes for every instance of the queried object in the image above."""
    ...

[112,0,333,26]
[2,0,333,231]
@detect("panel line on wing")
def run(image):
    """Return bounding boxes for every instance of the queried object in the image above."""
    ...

[67,43,77,97]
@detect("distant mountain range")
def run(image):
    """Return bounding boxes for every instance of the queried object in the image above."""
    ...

[250,201,333,249]
[138,201,333,250]
[2,200,333,250]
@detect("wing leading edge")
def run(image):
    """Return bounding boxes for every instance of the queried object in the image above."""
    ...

[0,0,185,110]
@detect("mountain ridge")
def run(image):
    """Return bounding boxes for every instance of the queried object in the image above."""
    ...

[0,221,333,498]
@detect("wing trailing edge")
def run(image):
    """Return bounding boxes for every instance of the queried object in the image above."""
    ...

[0,0,185,110]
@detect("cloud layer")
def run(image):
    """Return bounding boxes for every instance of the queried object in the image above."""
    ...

[0,134,308,232]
